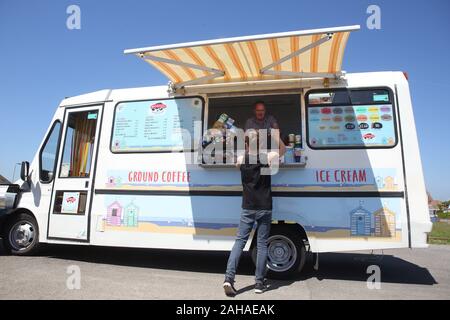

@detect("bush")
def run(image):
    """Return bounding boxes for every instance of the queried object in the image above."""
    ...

[437,211,450,219]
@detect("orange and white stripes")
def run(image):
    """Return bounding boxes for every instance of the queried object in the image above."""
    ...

[139,31,351,85]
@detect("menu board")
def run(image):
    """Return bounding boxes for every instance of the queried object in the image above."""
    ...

[111,98,203,152]
[308,104,396,148]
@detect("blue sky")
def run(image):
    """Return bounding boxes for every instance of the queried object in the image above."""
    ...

[0,0,449,199]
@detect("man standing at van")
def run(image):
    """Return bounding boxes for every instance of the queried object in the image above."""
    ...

[244,101,279,131]
[223,130,285,296]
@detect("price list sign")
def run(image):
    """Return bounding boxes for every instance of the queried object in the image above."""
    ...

[111,98,203,152]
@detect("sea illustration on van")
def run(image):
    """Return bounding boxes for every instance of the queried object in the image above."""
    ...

[99,196,239,237]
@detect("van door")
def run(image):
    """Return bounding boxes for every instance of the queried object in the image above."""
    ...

[47,105,102,241]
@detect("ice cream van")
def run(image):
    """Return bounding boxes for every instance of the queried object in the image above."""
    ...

[0,25,432,278]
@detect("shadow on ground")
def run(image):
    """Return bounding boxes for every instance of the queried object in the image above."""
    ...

[0,241,437,289]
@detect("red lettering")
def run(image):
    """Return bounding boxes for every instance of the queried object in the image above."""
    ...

[126,171,191,183]
[334,170,340,182]
[359,170,366,182]
[317,170,326,182]
[352,170,358,182]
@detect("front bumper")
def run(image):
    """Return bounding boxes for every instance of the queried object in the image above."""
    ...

[0,184,20,213]
[0,184,20,234]
[0,214,6,234]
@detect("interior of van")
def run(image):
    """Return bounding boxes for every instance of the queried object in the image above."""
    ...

[207,93,302,147]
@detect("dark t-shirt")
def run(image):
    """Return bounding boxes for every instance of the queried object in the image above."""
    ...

[244,115,278,131]
[240,153,272,210]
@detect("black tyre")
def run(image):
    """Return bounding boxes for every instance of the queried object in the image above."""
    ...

[251,224,306,279]
[3,213,40,256]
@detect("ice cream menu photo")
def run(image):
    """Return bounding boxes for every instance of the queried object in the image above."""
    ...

[308,104,396,148]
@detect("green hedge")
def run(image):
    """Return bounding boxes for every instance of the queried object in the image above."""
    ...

[437,211,450,219]
[428,221,450,244]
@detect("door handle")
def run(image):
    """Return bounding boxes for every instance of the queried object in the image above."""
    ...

[85,181,89,188]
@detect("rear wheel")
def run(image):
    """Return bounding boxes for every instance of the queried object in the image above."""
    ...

[3,213,40,256]
[251,225,306,279]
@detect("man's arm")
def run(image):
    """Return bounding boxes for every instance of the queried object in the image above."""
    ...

[269,115,279,130]
[244,119,252,131]
[267,130,286,167]
[236,155,244,169]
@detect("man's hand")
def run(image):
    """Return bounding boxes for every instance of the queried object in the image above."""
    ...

[267,151,280,167]
[236,155,244,168]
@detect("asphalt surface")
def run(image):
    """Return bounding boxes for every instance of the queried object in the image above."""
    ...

[0,241,449,300]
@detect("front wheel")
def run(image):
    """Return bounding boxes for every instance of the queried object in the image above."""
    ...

[251,225,306,279]
[3,213,40,255]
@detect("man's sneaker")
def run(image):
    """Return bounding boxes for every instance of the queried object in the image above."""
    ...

[223,280,237,297]
[254,282,268,294]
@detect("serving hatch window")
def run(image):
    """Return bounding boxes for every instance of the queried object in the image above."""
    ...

[306,88,397,149]
[203,94,301,163]
[111,97,204,153]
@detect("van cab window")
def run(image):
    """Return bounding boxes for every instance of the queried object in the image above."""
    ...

[60,111,98,178]
[306,88,397,149]
[111,97,203,153]
[39,121,61,182]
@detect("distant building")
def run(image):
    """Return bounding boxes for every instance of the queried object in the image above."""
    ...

[429,202,440,217]
[427,191,441,218]
[0,175,11,184]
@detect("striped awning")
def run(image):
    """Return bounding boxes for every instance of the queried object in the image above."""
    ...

[125,25,360,88]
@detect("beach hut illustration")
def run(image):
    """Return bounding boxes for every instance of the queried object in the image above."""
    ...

[106,201,123,226]
[384,176,395,190]
[350,201,372,236]
[124,202,139,227]
[106,176,116,187]
[375,176,385,189]
[374,205,396,237]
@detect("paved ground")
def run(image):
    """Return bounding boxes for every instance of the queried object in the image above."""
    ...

[0,242,449,300]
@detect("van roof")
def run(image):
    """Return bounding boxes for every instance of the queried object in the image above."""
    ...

[59,71,407,107]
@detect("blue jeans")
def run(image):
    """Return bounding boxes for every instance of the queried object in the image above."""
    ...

[225,209,272,284]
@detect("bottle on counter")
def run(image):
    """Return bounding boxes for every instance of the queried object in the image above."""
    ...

[294,134,302,163]
[284,146,295,163]
[288,134,295,148]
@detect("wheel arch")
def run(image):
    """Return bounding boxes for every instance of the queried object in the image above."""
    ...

[1,208,38,235]
[249,221,311,251]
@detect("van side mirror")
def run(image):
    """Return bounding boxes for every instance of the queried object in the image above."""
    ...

[20,161,30,182]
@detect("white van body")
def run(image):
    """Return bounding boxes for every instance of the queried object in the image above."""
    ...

[2,71,431,265]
